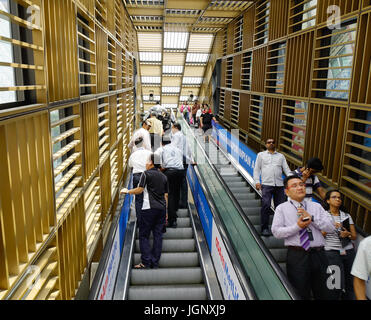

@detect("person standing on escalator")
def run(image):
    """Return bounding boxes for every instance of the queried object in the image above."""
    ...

[253,138,292,237]
[121,153,169,269]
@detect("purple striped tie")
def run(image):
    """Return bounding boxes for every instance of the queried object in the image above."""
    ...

[299,228,310,251]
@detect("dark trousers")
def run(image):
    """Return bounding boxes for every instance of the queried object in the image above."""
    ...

[139,208,166,268]
[287,248,330,300]
[150,133,161,151]
[163,169,183,224]
[133,173,143,223]
[261,185,286,231]
[179,165,188,209]
[325,248,356,300]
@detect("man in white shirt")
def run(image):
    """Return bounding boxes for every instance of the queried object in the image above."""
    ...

[253,137,292,236]
[128,120,151,152]
[155,135,183,228]
[171,122,195,209]
[351,236,371,300]
[128,137,152,220]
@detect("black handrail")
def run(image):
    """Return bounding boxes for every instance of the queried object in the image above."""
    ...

[183,118,299,300]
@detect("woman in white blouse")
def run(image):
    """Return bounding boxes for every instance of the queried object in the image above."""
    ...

[322,189,357,300]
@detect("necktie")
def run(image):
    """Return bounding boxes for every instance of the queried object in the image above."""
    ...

[298,203,310,251]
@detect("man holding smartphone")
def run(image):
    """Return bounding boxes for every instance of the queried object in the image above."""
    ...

[272,175,336,299]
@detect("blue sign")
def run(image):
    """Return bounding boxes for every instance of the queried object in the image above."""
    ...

[187,165,214,250]
[212,121,257,178]
[119,176,133,252]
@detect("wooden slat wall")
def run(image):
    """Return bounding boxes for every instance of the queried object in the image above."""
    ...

[44,0,79,103]
[82,100,99,182]
[207,1,371,232]
[0,0,137,299]
[285,31,314,98]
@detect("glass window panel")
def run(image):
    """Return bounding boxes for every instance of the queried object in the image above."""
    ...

[0,0,16,104]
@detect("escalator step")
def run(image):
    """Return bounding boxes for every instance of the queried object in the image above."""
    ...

[135,239,196,253]
[133,252,199,268]
[176,217,191,228]
[261,236,285,248]
[128,284,207,300]
[242,207,261,215]
[176,209,189,217]
[131,268,203,285]
[234,193,256,200]
[238,199,261,207]
[270,248,288,263]
[136,227,193,240]
[225,181,247,188]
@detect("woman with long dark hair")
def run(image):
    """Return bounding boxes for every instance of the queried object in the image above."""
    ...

[322,189,357,300]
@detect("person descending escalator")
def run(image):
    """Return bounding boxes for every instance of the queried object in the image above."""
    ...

[121,153,169,269]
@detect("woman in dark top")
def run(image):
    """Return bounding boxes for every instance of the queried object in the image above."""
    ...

[200,106,217,143]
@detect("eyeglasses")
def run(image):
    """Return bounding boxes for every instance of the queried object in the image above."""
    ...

[266,141,275,144]
[288,183,305,189]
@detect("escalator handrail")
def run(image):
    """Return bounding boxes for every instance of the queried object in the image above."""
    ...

[205,137,299,299]
[191,162,258,300]
[182,119,299,300]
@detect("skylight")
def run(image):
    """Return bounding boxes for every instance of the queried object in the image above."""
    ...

[143,95,161,101]
[164,32,189,50]
[141,76,161,84]
[162,87,180,93]
[186,53,210,63]
[183,77,203,85]
[162,65,184,74]
[139,52,162,62]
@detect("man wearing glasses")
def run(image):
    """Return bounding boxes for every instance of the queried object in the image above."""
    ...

[272,175,336,299]
[253,138,292,236]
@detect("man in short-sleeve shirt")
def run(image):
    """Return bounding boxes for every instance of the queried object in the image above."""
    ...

[121,153,168,269]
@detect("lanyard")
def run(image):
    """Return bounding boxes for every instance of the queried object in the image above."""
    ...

[290,200,306,212]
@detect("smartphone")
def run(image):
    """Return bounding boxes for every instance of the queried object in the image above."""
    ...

[302,217,310,222]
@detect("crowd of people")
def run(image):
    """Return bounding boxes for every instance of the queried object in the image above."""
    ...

[121,101,195,270]
[254,137,370,300]
[180,100,218,142]
[120,101,370,300]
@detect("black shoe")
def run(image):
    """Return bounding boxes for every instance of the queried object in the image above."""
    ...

[261,229,272,237]
[168,222,177,228]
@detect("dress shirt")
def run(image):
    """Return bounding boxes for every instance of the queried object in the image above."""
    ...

[272,199,336,247]
[253,150,292,186]
[128,148,152,174]
[171,131,193,164]
[128,128,151,152]
[147,117,164,136]
[155,144,183,170]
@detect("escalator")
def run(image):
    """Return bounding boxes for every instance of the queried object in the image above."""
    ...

[200,134,288,274]
[128,207,208,300]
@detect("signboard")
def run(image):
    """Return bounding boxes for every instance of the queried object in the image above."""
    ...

[211,223,246,300]
[98,225,121,300]
[187,164,246,300]
[187,165,213,248]
[97,189,133,300]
